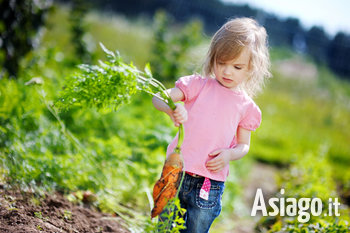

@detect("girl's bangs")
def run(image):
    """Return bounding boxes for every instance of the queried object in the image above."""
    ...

[215,41,244,62]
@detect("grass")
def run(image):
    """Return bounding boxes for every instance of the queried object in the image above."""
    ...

[251,55,350,182]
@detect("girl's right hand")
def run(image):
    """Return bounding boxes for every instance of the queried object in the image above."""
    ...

[170,103,188,127]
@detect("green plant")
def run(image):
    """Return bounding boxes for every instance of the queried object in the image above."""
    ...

[36,225,43,231]
[145,198,186,233]
[56,43,171,111]
[257,150,350,232]
[34,211,43,218]
[63,210,72,221]
[34,211,48,221]
[275,219,350,233]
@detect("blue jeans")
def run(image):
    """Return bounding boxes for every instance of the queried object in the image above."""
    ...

[178,173,225,233]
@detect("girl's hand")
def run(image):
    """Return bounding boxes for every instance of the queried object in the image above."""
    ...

[170,103,188,127]
[206,149,232,173]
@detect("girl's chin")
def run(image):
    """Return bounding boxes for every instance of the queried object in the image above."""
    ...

[222,81,236,88]
[224,84,240,91]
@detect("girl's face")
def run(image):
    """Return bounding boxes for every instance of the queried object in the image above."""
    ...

[214,47,250,90]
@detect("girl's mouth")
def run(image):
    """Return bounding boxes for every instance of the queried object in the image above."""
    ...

[222,77,233,83]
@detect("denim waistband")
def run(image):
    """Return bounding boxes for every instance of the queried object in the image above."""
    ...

[184,173,224,185]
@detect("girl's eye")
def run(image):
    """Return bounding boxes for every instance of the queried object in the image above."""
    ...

[234,66,242,70]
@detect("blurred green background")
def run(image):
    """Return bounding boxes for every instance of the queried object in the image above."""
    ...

[1,0,350,232]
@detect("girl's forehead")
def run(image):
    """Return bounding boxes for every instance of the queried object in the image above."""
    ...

[217,47,251,64]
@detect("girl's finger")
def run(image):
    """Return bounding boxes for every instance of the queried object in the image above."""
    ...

[173,111,184,117]
[207,164,221,171]
[206,161,219,167]
[208,166,221,172]
[207,159,223,168]
[176,115,186,122]
[174,117,182,123]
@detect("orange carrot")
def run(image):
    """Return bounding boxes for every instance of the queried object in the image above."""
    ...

[151,152,183,218]
[151,182,178,218]
[152,178,166,200]
[164,152,183,168]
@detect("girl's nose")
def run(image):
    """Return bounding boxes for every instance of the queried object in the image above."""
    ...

[223,66,232,76]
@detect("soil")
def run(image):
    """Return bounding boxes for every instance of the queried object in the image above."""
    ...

[0,185,130,233]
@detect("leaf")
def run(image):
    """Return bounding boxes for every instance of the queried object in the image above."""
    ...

[56,43,173,112]
[99,42,115,59]
[144,63,153,79]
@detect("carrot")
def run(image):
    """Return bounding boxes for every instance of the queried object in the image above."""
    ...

[151,152,183,218]
[151,182,178,218]
[152,166,182,201]
[164,152,183,168]
[152,178,166,200]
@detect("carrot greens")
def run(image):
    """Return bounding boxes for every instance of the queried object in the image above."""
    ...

[56,42,184,150]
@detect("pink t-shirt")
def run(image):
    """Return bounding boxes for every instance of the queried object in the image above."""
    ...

[166,75,261,182]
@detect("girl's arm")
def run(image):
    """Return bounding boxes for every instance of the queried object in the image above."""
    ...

[230,126,251,160]
[206,126,251,173]
[152,87,188,127]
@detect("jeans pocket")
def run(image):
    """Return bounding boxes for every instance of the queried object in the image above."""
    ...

[195,183,222,209]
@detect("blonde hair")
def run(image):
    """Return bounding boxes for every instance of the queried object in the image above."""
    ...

[203,17,271,97]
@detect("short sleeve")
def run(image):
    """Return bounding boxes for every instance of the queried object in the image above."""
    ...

[239,102,262,131]
[175,75,206,102]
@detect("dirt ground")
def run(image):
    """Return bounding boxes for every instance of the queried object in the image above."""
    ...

[0,185,129,233]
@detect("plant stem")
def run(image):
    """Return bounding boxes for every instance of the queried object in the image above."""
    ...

[174,124,184,154]
[162,96,184,152]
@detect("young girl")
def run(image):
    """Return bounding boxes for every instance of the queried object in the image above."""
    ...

[152,17,271,232]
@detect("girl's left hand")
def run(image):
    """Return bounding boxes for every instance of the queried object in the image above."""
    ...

[206,149,232,173]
